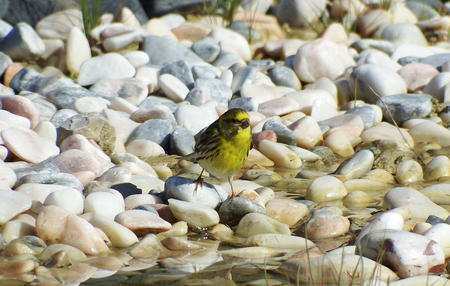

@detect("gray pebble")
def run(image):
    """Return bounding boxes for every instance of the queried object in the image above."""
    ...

[160,60,194,87]
[376,93,432,124]
[142,35,204,65]
[187,78,232,105]
[231,66,257,93]
[169,127,195,156]
[16,172,84,191]
[345,105,378,128]
[350,39,395,55]
[228,97,258,112]
[218,197,266,226]
[192,65,219,80]
[191,37,220,63]
[426,215,445,225]
[419,53,450,69]
[213,51,242,69]
[0,22,44,61]
[248,59,275,69]
[0,51,11,76]
[138,96,178,112]
[127,118,176,150]
[267,66,301,89]
[133,205,159,216]
[228,20,261,42]
[49,108,78,128]
[47,87,108,109]
[406,1,439,21]
[263,118,296,145]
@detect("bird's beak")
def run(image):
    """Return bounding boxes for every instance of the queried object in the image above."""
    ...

[241,119,250,128]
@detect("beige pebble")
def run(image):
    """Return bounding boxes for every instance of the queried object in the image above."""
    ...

[424,155,450,181]
[306,210,350,240]
[115,210,171,233]
[126,139,165,158]
[265,198,309,226]
[306,175,347,203]
[324,130,354,157]
[90,214,138,248]
[257,139,302,169]
[395,159,423,185]
[289,116,323,148]
[235,213,290,238]
[343,190,375,208]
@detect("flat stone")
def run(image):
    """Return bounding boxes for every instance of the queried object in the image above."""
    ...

[115,209,171,234]
[0,190,32,225]
[168,198,220,228]
[235,213,290,238]
[376,93,433,124]
[265,199,309,226]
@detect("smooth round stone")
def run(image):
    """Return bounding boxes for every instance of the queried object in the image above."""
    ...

[36,9,83,40]
[84,191,125,220]
[34,121,57,144]
[423,223,450,258]
[380,23,427,46]
[124,194,161,210]
[409,120,450,147]
[258,140,302,169]
[77,53,135,86]
[324,130,355,157]
[356,211,404,243]
[343,190,375,208]
[376,93,433,124]
[262,118,296,145]
[265,198,308,226]
[191,37,220,63]
[357,9,391,37]
[187,78,232,105]
[168,198,220,228]
[396,159,423,185]
[174,104,217,135]
[345,105,382,129]
[44,188,84,215]
[191,65,220,80]
[398,62,439,92]
[413,222,433,234]
[164,176,227,209]
[421,184,450,205]
[289,116,323,149]
[0,190,31,225]
[102,29,144,52]
[280,253,398,284]
[267,66,301,89]
[73,96,109,113]
[0,22,45,61]
[0,163,16,189]
[131,104,174,123]
[122,50,149,68]
[36,206,109,255]
[306,175,347,203]
[228,97,258,112]
[89,214,138,248]
[424,155,450,180]
[258,96,300,117]
[356,49,401,71]
[277,0,326,28]
[350,64,407,104]
[218,197,266,226]
[127,233,162,259]
[384,187,449,220]
[0,109,31,129]
[293,39,355,83]
[423,72,450,102]
[49,109,78,128]
[427,215,445,225]
[91,78,147,106]
[358,230,444,278]
[320,114,364,136]
[336,149,374,179]
[4,235,45,256]
[126,139,165,158]
[160,60,193,87]
[169,127,195,156]
[66,27,91,75]
[0,259,36,276]
[0,95,40,128]
[362,122,414,147]
[115,209,171,234]
[2,127,59,164]
[306,210,350,240]
[127,118,176,150]
[210,28,251,61]
[213,51,244,69]
[161,237,200,252]
[142,34,203,65]
[245,233,314,250]
[235,213,290,238]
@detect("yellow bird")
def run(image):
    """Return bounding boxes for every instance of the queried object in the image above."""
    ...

[184,108,252,197]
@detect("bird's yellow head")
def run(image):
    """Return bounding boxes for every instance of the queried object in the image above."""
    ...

[218,108,251,139]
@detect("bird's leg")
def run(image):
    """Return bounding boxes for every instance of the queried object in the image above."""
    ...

[194,168,204,192]
[228,176,235,197]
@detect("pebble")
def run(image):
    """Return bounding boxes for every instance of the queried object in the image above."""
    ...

[142,35,203,65]
[356,210,404,243]
[36,8,82,39]
[245,233,314,250]
[424,155,450,180]
[305,210,350,240]
[164,176,227,209]
[84,191,125,220]
[395,159,423,185]
[277,0,327,28]
[174,104,217,135]
[423,223,450,258]
[362,122,414,147]
[0,190,32,225]
[376,93,432,124]
[90,78,147,105]
[306,175,347,203]
[36,206,109,255]
[77,53,135,86]
[350,64,407,104]
[267,66,301,89]
[398,62,438,92]
[384,187,449,220]
[0,163,16,189]
[423,72,450,102]
[115,210,171,234]
[358,230,444,278]
[421,184,450,205]
[345,105,382,129]
[409,120,450,147]
[127,119,176,150]
[235,213,290,238]
[257,140,302,169]
[66,27,91,75]
[0,22,45,61]
[289,116,323,148]
[169,127,195,156]
[218,197,266,226]
[262,118,296,145]
[160,60,194,87]
[258,96,300,117]
[168,199,220,228]
[187,78,232,105]
[122,50,149,68]
[43,188,84,215]
[126,139,165,158]
[293,39,355,83]
[336,149,374,179]
[124,194,161,210]
[265,199,308,226]
[343,190,376,208]
[0,95,40,128]
[228,97,258,112]
[380,23,427,46]
[191,37,220,63]
[210,28,251,61]
[89,215,138,248]
[324,130,355,157]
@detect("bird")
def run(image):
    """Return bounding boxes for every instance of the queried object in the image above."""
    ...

[183,108,252,197]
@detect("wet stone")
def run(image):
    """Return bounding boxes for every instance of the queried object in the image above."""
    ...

[376,93,433,124]
[218,197,266,226]
[262,118,296,145]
